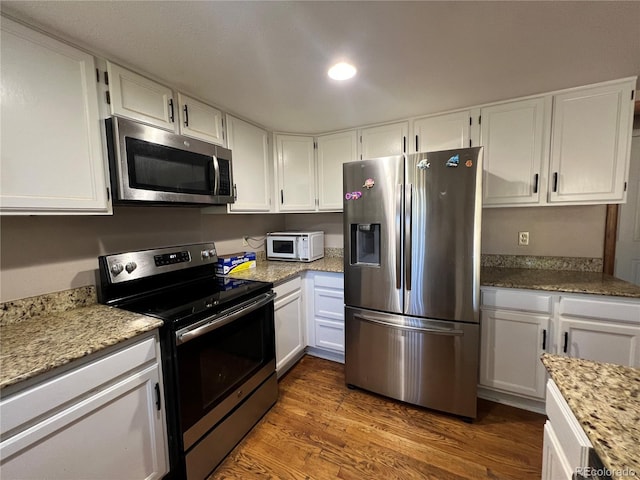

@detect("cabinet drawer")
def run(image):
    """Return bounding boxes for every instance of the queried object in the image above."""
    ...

[314,288,344,320]
[0,335,157,436]
[481,288,553,313]
[274,276,301,299]
[313,272,343,289]
[560,296,640,324]
[315,319,344,352]
[545,380,592,469]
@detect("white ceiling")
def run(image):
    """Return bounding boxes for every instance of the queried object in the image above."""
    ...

[2,1,639,134]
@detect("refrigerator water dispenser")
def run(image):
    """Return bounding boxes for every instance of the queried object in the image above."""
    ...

[351,224,380,265]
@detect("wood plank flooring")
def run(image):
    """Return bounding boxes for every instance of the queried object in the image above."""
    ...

[210,355,545,479]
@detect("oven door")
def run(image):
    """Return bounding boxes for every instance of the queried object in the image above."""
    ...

[267,236,299,260]
[174,292,276,451]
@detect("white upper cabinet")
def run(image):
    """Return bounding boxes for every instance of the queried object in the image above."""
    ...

[481,97,550,206]
[359,121,408,159]
[226,115,271,212]
[107,61,175,130]
[275,134,316,211]
[0,17,109,214]
[107,62,225,145]
[412,110,472,153]
[177,93,225,145]
[317,130,358,210]
[548,79,635,204]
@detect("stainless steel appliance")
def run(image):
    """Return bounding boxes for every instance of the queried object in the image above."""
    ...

[105,116,234,205]
[343,148,483,419]
[97,243,276,479]
[266,231,324,262]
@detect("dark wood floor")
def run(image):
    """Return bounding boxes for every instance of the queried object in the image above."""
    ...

[210,355,545,479]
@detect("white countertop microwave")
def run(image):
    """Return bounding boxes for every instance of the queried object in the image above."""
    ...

[266,231,324,262]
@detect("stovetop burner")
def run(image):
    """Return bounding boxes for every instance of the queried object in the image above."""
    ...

[118,275,272,326]
[96,242,272,329]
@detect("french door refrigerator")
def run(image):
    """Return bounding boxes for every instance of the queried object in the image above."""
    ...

[343,147,483,419]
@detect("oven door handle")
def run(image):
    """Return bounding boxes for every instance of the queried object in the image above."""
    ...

[175,291,275,345]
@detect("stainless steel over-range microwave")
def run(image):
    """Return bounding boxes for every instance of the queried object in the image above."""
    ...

[105,116,234,205]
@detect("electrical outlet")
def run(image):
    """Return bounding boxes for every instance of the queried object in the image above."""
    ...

[242,236,249,247]
[518,231,530,246]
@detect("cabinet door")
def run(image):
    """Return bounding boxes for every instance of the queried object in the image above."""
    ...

[276,135,316,211]
[0,18,109,213]
[0,364,167,480]
[412,111,471,153]
[481,97,549,206]
[274,280,305,375]
[178,93,225,145]
[359,122,408,159]
[107,61,175,131]
[541,421,573,480]
[313,284,345,353]
[549,79,634,204]
[480,309,549,399]
[557,317,640,367]
[226,115,271,212]
[317,130,357,211]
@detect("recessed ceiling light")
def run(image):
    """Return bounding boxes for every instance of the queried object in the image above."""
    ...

[328,62,357,81]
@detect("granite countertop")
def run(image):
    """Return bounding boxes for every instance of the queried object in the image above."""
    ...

[541,354,640,480]
[0,287,163,391]
[482,267,640,298]
[228,256,640,298]
[228,256,344,285]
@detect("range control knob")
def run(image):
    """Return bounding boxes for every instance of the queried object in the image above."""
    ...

[208,249,216,257]
[111,263,124,276]
[201,250,210,259]
[125,262,137,274]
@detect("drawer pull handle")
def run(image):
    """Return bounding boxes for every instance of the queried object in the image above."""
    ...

[154,383,161,411]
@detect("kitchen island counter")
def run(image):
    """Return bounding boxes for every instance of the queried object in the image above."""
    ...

[0,287,162,391]
[541,354,640,480]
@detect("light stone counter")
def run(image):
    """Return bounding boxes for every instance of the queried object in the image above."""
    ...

[541,354,640,480]
[0,287,162,391]
[228,256,640,298]
[481,267,640,298]
[227,257,344,285]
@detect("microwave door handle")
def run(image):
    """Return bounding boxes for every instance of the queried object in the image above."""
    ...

[211,156,220,195]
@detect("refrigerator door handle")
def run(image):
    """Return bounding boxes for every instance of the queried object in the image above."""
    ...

[395,185,402,290]
[404,183,413,291]
[354,313,464,336]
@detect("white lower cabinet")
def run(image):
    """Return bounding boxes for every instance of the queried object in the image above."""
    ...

[480,288,552,407]
[0,333,168,480]
[479,287,640,411]
[305,272,345,363]
[274,277,305,377]
[542,421,573,480]
[542,379,592,480]
[479,309,550,399]
[557,296,640,367]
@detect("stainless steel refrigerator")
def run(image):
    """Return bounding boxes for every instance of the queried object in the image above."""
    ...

[343,147,483,419]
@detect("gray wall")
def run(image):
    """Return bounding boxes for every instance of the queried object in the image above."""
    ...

[0,205,605,302]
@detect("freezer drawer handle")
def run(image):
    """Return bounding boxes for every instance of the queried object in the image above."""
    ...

[176,292,275,345]
[354,313,464,336]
